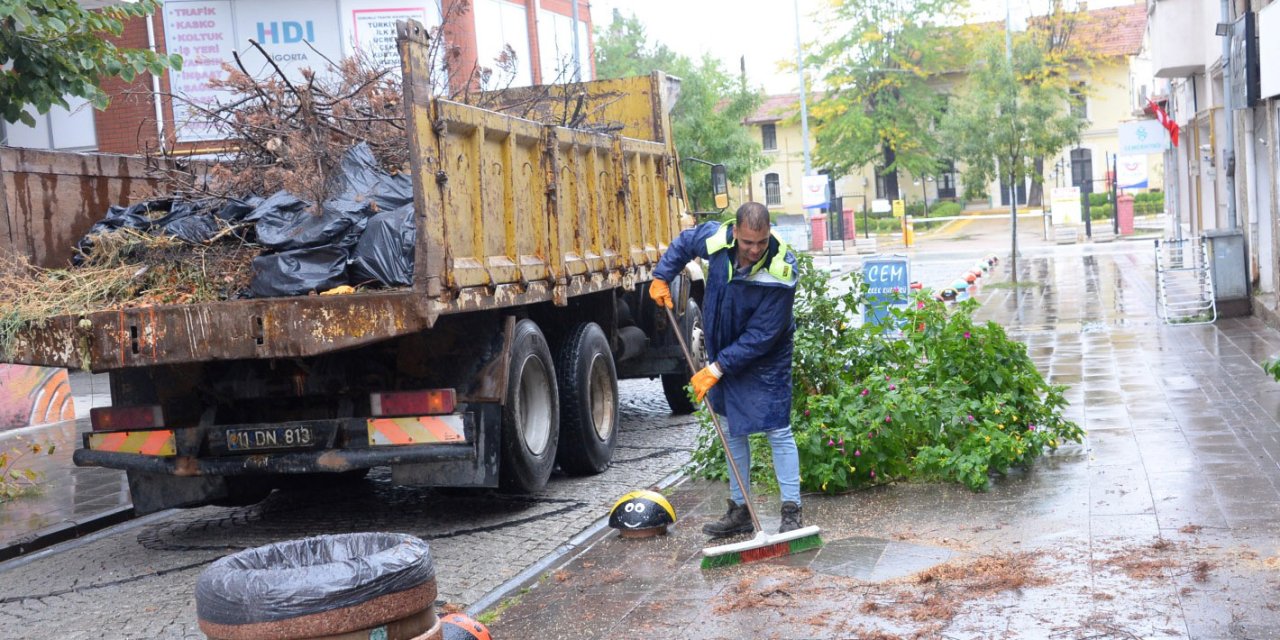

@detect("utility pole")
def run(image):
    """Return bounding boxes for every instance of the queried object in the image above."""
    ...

[794,0,811,177]
[1006,0,1018,284]
[570,0,581,83]
[741,55,754,203]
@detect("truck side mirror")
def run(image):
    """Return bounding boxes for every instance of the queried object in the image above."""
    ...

[711,164,728,210]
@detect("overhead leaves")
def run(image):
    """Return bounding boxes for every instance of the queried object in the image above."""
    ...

[0,0,182,126]
[804,0,965,186]
[940,6,1091,200]
[594,10,768,211]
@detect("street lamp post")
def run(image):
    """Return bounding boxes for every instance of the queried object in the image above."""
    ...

[1006,0,1018,285]
[794,0,811,178]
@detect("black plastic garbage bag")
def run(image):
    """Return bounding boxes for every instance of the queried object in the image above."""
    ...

[252,191,371,251]
[349,203,416,287]
[249,245,350,297]
[95,199,171,233]
[73,199,173,263]
[195,532,434,627]
[152,198,219,244]
[331,142,414,212]
[160,194,259,241]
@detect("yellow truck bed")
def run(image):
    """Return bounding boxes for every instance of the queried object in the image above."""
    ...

[0,20,685,372]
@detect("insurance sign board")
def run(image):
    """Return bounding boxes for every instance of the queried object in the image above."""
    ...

[1118,120,1169,155]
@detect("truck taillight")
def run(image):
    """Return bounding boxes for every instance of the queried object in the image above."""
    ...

[90,405,163,432]
[370,389,456,417]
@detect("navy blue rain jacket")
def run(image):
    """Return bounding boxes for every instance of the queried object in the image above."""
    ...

[653,221,798,436]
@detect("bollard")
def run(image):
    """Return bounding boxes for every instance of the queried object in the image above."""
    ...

[809,214,827,251]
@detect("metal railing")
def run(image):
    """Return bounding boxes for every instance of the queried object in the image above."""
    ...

[1154,237,1216,325]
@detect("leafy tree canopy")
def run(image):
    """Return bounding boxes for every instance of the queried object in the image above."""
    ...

[594,10,767,211]
[940,30,1088,197]
[805,0,964,182]
[0,0,182,126]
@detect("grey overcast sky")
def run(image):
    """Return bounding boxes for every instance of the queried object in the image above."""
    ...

[587,0,1140,95]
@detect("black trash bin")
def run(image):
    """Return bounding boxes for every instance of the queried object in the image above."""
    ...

[196,532,440,640]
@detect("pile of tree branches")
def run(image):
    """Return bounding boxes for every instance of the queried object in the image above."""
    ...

[155,2,628,204]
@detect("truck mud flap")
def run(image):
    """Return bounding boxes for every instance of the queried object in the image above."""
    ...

[390,403,501,488]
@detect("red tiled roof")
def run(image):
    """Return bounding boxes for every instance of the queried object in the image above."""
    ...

[744,92,826,124]
[1063,4,1147,58]
[968,4,1147,59]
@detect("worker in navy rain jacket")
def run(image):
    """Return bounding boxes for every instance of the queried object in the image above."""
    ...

[649,201,803,537]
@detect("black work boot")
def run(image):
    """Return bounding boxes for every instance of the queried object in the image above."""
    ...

[779,501,803,534]
[702,499,753,538]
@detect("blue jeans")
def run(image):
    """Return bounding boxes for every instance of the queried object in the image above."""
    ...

[722,417,802,506]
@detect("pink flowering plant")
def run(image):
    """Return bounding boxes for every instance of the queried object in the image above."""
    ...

[687,253,1081,493]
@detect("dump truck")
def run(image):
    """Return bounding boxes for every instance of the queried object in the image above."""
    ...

[0,20,715,514]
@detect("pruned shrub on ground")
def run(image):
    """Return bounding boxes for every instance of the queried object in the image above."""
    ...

[687,253,1082,493]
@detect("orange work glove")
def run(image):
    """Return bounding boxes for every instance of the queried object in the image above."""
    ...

[691,363,722,402]
[649,278,673,309]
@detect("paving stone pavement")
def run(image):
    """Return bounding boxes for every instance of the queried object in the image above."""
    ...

[0,379,699,640]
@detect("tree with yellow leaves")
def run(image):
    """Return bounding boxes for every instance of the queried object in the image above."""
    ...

[805,0,964,198]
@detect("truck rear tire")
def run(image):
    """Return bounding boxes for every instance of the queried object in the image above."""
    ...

[662,300,705,415]
[555,322,618,475]
[499,319,559,493]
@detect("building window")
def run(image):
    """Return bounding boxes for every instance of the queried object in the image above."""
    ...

[1070,148,1093,193]
[761,123,777,151]
[937,160,957,199]
[764,173,781,206]
[1069,86,1088,120]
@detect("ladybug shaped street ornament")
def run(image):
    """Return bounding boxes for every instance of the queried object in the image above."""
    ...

[939,288,958,302]
[609,490,676,538]
[440,613,492,640]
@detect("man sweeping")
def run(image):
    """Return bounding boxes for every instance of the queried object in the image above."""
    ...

[650,201,804,537]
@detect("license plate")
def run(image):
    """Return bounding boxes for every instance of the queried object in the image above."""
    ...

[225,426,316,452]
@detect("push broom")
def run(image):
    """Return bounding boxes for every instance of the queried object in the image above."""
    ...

[664,305,822,569]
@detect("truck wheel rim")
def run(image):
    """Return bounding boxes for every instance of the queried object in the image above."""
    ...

[518,354,552,456]
[588,353,615,441]
[691,322,706,366]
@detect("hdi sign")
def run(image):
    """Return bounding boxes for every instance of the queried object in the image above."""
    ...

[256,20,316,44]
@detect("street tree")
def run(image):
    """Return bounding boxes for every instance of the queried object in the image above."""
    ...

[940,35,1087,211]
[594,10,767,211]
[805,0,963,199]
[0,0,182,126]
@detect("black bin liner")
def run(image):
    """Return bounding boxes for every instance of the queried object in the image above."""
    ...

[249,245,350,297]
[159,198,260,244]
[195,532,434,626]
[349,203,416,287]
[331,141,414,212]
[250,192,371,252]
[73,199,172,263]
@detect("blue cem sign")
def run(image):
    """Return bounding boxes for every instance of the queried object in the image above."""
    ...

[862,255,911,327]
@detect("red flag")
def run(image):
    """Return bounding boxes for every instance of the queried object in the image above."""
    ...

[1147,97,1180,147]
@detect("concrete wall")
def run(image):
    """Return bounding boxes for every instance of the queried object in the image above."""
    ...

[0,148,161,268]
[1150,0,1207,77]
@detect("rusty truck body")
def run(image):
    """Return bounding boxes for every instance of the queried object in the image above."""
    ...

[0,21,707,513]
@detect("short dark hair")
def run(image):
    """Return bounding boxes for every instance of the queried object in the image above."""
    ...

[736,202,770,231]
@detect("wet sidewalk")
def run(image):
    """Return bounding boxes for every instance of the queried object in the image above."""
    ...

[0,373,128,560]
[487,239,1280,639]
